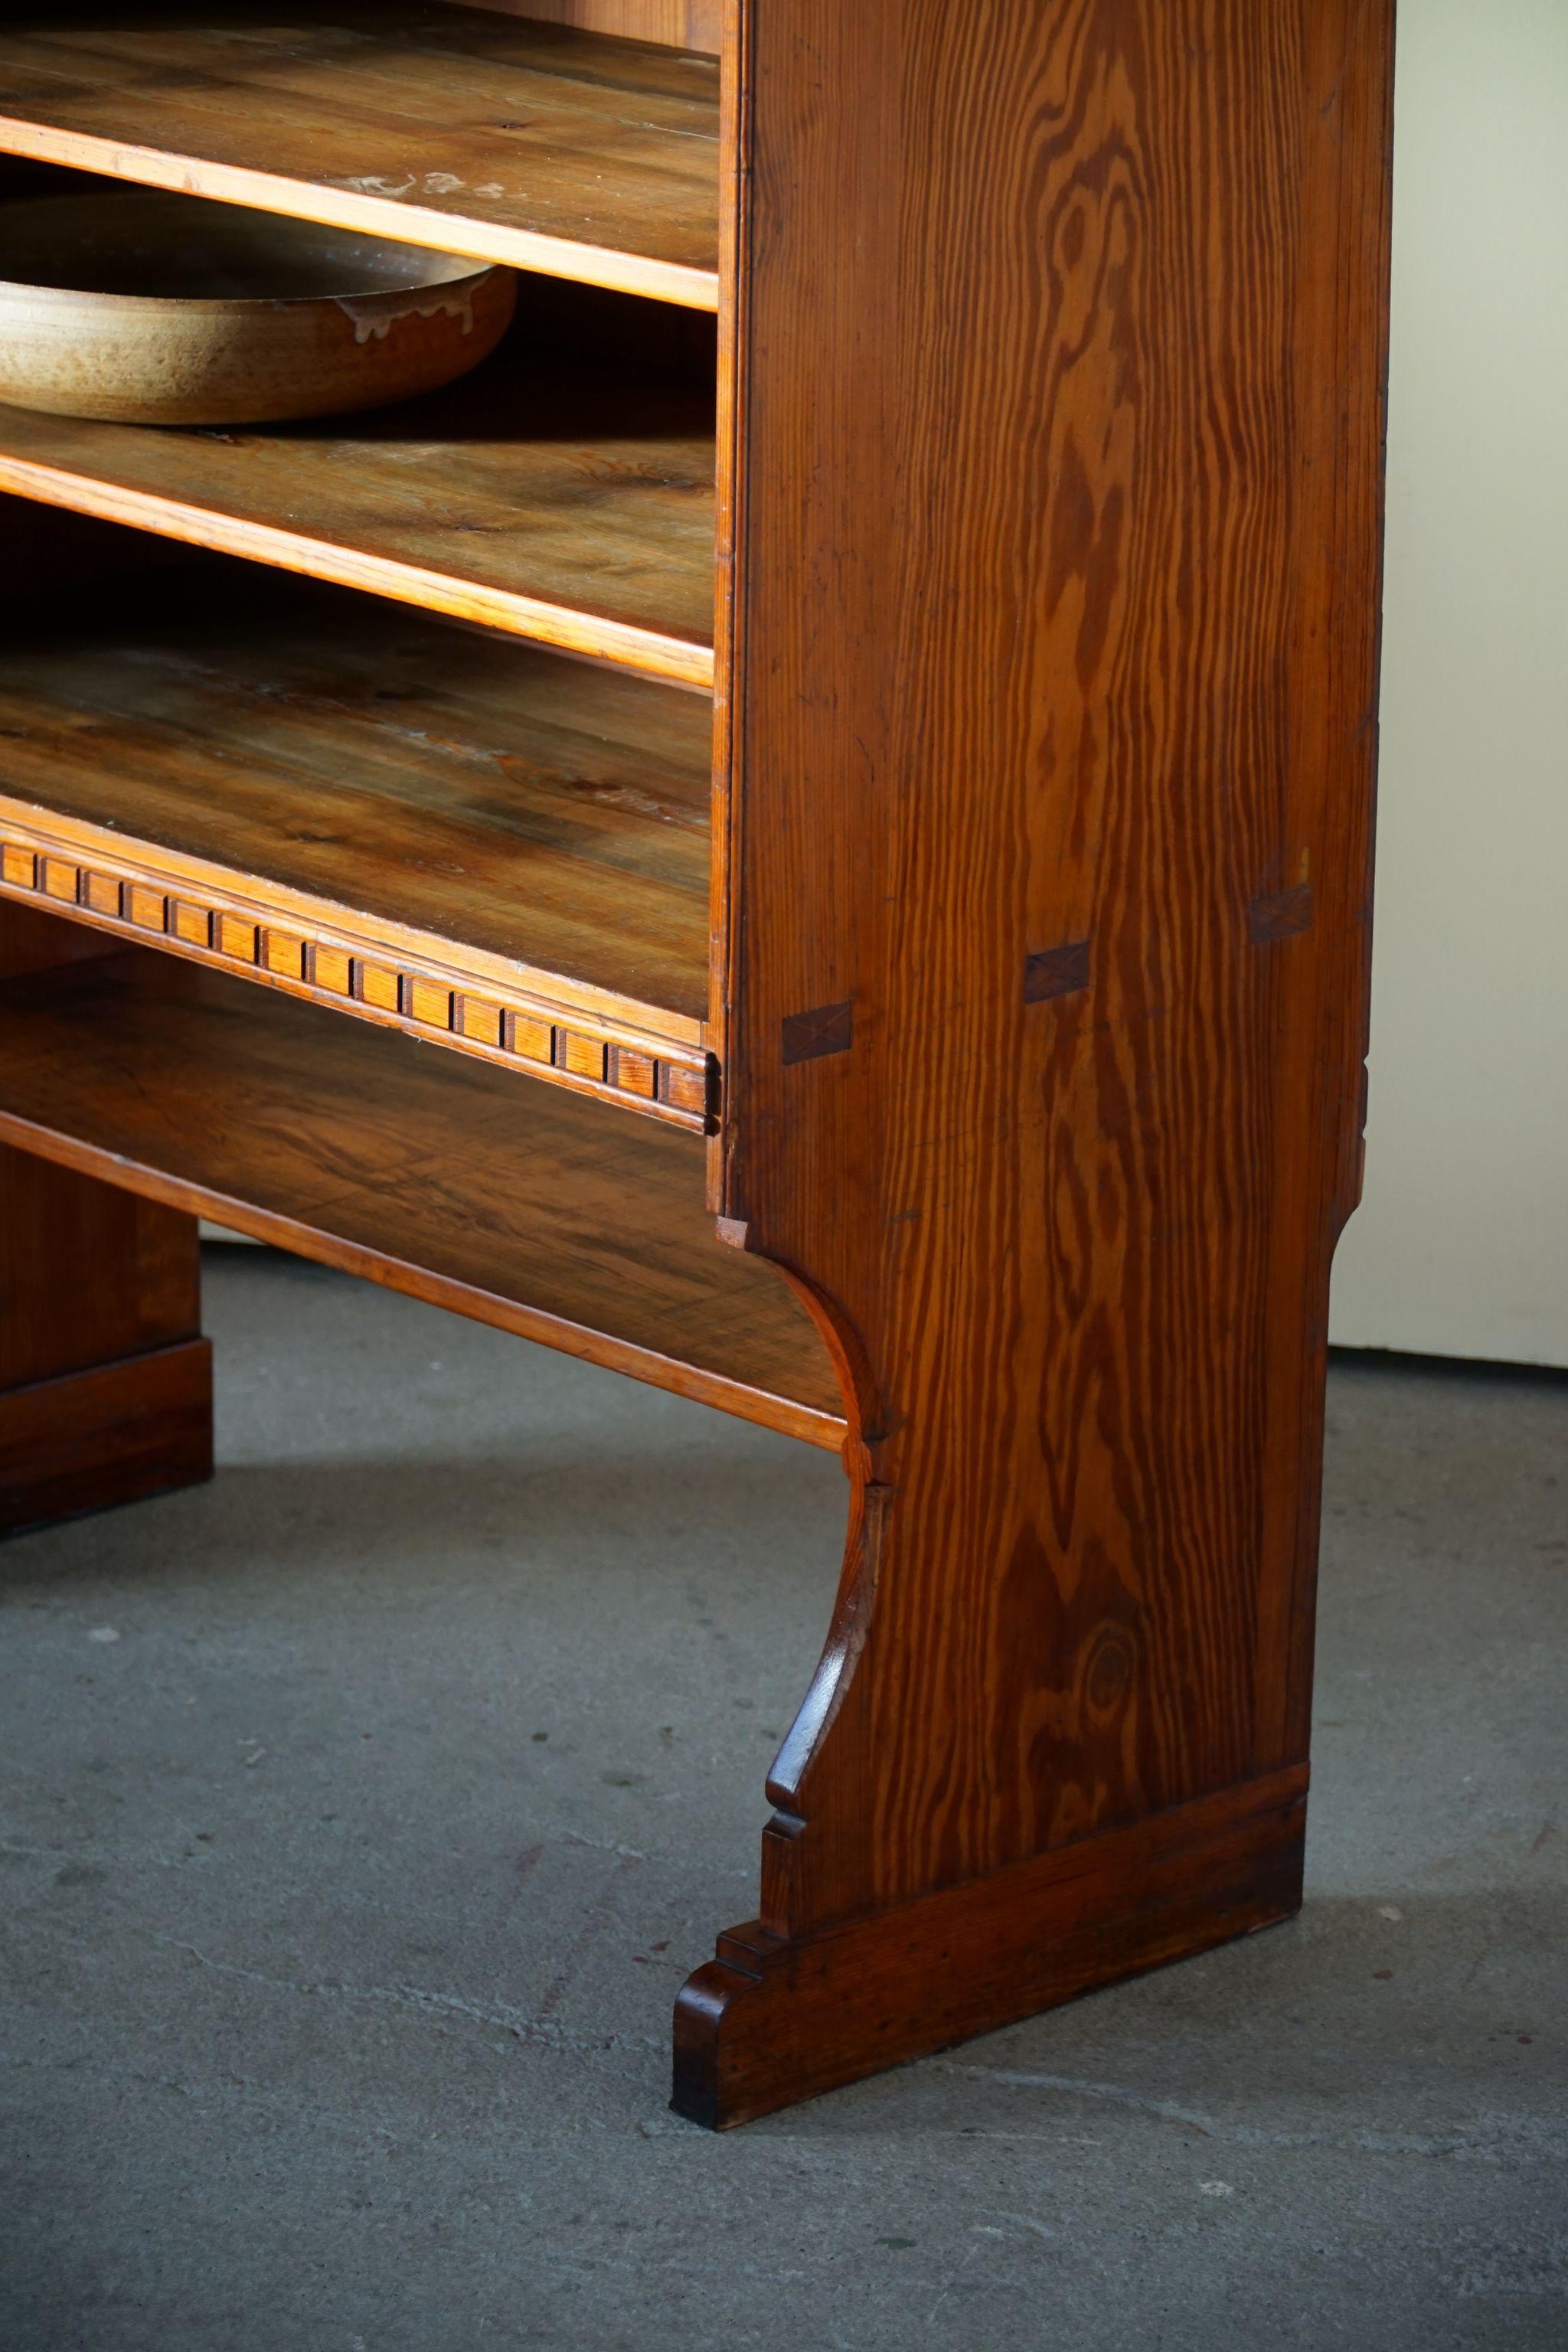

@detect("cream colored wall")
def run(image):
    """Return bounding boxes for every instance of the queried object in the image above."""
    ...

[1329,0,1568,1366]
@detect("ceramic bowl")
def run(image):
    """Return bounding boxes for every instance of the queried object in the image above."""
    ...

[0,191,516,426]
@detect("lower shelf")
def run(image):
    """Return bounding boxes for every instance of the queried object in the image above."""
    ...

[0,560,714,1126]
[0,949,847,1452]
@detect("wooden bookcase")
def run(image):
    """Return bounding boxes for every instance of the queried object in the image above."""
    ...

[0,2,1396,2127]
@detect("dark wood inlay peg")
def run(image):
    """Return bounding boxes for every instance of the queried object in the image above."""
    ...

[1024,939,1091,1003]
[782,999,854,1066]
[1248,885,1315,944]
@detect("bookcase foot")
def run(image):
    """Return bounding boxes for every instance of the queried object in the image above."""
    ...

[0,1338,214,1540]
[0,1136,211,1539]
[672,1769,1306,2129]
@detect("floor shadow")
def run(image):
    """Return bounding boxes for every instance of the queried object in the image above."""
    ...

[0,1448,848,1597]
[756,1883,1568,2141]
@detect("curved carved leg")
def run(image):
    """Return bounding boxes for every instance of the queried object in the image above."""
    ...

[672,1269,1315,2128]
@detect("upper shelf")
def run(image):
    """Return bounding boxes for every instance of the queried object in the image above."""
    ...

[0,351,717,688]
[0,5,722,309]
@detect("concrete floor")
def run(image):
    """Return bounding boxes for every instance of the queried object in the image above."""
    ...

[1,1246,1563,2351]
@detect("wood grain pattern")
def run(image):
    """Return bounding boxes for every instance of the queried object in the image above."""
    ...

[681,0,1395,2121]
[0,568,713,1111]
[467,2,720,59]
[0,912,211,1534]
[0,353,717,684]
[0,5,722,307]
[0,947,844,1449]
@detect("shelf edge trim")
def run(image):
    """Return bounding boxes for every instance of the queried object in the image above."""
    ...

[0,818,714,1132]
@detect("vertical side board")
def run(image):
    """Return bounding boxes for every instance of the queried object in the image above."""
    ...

[0,906,212,1537]
[684,0,1396,2124]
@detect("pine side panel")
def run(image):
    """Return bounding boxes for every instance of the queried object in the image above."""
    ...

[712,0,1395,1952]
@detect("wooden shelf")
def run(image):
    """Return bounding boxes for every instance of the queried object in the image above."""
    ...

[0,570,713,1122]
[0,947,844,1450]
[0,5,721,309]
[0,354,717,687]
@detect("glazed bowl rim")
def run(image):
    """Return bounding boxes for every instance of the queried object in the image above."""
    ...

[0,191,501,312]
